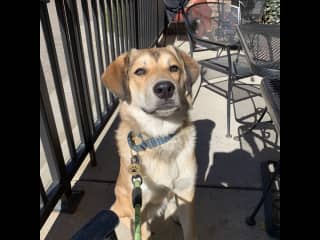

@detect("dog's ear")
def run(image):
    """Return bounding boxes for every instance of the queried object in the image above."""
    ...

[101,51,132,101]
[166,45,200,96]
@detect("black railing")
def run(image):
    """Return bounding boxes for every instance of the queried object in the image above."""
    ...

[40,0,166,229]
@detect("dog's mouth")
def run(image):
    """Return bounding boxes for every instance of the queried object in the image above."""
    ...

[154,105,180,117]
[141,102,180,117]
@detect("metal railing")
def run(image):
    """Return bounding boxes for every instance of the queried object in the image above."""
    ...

[40,0,166,229]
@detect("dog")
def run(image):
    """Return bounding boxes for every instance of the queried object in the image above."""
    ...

[102,45,200,240]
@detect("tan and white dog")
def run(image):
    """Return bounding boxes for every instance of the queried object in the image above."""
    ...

[102,46,200,240]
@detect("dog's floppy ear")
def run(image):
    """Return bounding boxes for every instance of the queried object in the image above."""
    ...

[167,45,200,95]
[101,51,132,101]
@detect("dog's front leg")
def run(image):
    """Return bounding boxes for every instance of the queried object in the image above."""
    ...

[176,189,197,240]
[141,221,151,240]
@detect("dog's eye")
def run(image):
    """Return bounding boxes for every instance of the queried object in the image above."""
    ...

[134,68,146,76]
[169,65,179,72]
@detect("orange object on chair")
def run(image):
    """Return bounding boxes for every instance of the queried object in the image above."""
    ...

[174,0,211,22]
[174,0,213,37]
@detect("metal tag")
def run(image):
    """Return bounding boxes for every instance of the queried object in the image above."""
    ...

[128,163,141,175]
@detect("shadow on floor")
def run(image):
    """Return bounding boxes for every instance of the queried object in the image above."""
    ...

[194,119,216,185]
[202,120,279,189]
[79,116,120,182]
[201,147,279,189]
[45,117,277,240]
[239,122,280,157]
[45,181,116,240]
[145,184,272,240]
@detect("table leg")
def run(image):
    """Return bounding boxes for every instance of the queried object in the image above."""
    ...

[226,47,233,138]
[246,161,280,226]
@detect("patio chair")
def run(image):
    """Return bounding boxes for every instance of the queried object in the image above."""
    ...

[233,23,280,140]
[182,0,267,137]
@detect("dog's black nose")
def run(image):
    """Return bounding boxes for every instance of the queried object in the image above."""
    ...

[153,81,175,99]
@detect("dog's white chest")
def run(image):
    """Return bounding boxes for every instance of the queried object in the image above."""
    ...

[138,134,197,219]
[143,154,179,188]
[140,159,179,218]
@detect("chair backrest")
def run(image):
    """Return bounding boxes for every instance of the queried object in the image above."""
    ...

[237,24,280,77]
[183,1,241,45]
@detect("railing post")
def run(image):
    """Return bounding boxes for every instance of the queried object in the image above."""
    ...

[40,0,77,162]
[156,0,159,47]
[40,62,83,221]
[63,0,97,166]
[134,0,140,49]
[41,0,169,229]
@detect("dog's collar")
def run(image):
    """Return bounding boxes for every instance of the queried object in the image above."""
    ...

[127,129,179,152]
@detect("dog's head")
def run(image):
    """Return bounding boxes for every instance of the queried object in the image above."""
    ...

[102,46,199,118]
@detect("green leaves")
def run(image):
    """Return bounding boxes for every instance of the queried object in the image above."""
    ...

[262,0,280,24]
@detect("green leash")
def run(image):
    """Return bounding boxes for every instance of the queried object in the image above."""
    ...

[132,175,142,240]
[127,129,179,240]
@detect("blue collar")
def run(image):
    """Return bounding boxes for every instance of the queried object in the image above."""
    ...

[127,130,178,152]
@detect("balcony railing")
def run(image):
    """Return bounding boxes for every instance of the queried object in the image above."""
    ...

[40,0,166,229]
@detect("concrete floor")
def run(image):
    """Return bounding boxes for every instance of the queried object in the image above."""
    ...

[42,34,280,240]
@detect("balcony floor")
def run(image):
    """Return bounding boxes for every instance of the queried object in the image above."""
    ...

[42,34,279,240]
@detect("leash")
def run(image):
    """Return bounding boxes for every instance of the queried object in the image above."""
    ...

[127,130,179,240]
[132,174,142,240]
[128,151,143,240]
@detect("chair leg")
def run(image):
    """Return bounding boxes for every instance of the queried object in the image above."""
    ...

[232,48,241,77]
[235,48,241,63]
[226,47,233,138]
[234,107,268,140]
[246,161,280,226]
[216,47,224,57]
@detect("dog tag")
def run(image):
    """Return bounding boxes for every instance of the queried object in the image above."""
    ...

[128,163,141,175]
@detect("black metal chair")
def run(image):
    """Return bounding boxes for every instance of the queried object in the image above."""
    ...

[182,0,264,137]
[164,1,267,137]
[234,23,280,140]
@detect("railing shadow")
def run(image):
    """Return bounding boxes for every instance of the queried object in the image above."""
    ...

[79,116,121,183]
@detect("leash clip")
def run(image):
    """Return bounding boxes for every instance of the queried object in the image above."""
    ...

[132,174,143,186]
